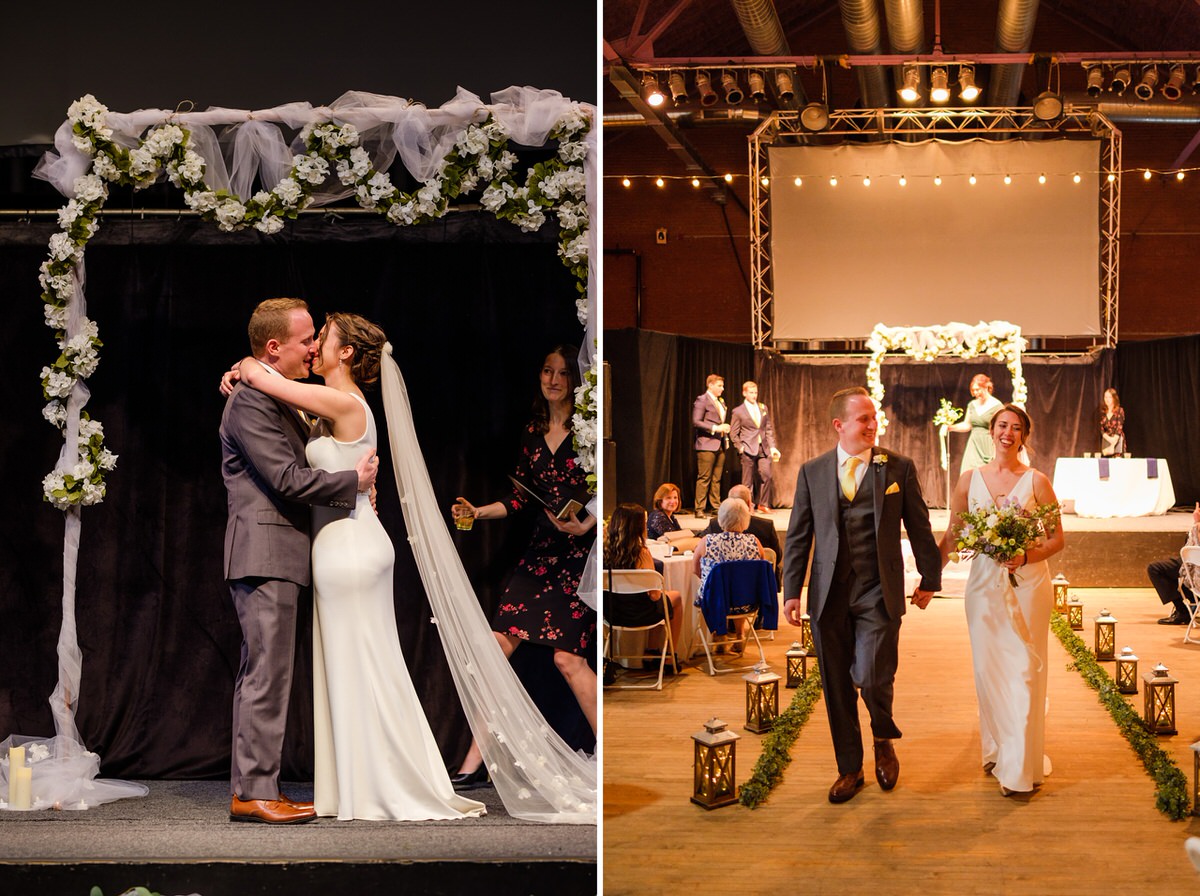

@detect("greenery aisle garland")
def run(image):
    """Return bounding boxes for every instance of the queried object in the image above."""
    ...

[739,668,823,808]
[1050,614,1190,819]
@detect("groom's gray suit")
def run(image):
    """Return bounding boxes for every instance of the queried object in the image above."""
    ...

[782,447,941,776]
[220,382,358,800]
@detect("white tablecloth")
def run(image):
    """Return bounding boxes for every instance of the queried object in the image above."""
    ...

[1052,457,1175,518]
[661,554,702,659]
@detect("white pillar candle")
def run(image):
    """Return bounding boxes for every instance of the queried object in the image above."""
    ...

[11,765,31,810]
[6,746,25,808]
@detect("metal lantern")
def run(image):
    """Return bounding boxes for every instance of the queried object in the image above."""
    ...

[744,662,782,733]
[785,641,810,688]
[691,717,739,809]
[1192,741,1200,816]
[799,612,814,652]
[1115,646,1139,695]
[1067,593,1085,630]
[1052,573,1069,614]
[1142,662,1178,735]
[1094,609,1117,661]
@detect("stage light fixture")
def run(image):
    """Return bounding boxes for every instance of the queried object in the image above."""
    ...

[958,66,980,102]
[1033,90,1063,121]
[898,65,921,102]
[1134,65,1159,101]
[800,102,830,131]
[1110,65,1131,95]
[642,72,665,107]
[1162,64,1186,101]
[930,67,950,103]
[774,70,796,103]
[1086,66,1104,98]
[721,71,744,105]
[696,71,718,107]
[748,71,767,102]
[668,71,688,106]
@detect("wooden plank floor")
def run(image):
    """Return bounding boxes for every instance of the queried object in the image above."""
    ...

[602,587,1200,894]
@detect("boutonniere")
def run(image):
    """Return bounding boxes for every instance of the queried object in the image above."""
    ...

[872,453,888,466]
[759,403,767,412]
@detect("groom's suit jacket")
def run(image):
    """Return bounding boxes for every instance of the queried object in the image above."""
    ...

[729,400,776,457]
[219,382,358,585]
[782,448,940,621]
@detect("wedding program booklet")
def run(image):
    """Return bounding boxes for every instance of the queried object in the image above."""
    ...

[508,475,585,521]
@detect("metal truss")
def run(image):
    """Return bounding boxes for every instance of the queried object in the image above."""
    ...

[748,106,1121,349]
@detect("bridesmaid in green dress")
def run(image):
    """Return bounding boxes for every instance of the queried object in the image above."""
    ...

[949,373,1004,474]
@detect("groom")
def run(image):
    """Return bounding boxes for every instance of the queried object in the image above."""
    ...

[782,386,940,804]
[219,297,377,824]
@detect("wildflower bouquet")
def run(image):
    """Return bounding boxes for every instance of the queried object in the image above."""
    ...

[932,398,963,428]
[949,499,1061,585]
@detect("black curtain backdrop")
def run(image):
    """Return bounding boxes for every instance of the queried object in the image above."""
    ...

[604,328,1200,515]
[0,212,592,780]
[605,329,753,512]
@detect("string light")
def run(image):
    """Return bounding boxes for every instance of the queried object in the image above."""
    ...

[829,176,838,187]
[968,173,977,185]
[1038,173,1046,184]
[794,176,802,187]
[933,175,942,186]
[655,177,664,188]
[1178,170,1186,181]
[1073,172,1082,184]
[1107,172,1116,183]
[863,176,871,187]
[603,167,1200,189]
[898,175,907,186]
[761,176,769,187]
[622,177,631,188]
[692,177,700,188]
[724,173,733,183]
[1004,174,1012,185]
[1144,169,1153,180]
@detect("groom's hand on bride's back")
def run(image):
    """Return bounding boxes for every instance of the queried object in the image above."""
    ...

[355,448,379,493]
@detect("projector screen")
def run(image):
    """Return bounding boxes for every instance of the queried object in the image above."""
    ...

[767,139,1102,341]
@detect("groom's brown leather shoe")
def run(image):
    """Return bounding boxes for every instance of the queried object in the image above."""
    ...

[278,792,314,812]
[874,740,900,791]
[828,770,865,803]
[230,795,316,824]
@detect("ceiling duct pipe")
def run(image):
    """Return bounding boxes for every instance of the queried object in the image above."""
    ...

[986,0,1041,106]
[837,0,892,108]
[883,0,926,110]
[729,0,808,105]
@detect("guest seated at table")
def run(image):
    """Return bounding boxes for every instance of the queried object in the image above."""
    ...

[1100,388,1127,457]
[647,481,700,552]
[702,484,781,580]
[1147,502,1200,625]
[693,497,766,651]
[604,503,684,663]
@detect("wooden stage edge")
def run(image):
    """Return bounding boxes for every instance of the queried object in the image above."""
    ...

[675,507,1195,588]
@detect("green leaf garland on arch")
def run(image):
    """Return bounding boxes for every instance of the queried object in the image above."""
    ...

[38,94,595,508]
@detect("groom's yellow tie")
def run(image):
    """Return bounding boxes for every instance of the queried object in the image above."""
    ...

[841,456,861,501]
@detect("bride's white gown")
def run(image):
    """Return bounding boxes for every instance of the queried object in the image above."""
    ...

[965,469,1053,794]
[308,395,485,821]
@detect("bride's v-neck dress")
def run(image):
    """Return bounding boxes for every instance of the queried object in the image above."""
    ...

[964,468,1053,794]
[307,395,484,820]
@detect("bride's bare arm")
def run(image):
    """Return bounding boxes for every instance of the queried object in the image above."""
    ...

[937,470,971,566]
[237,358,364,438]
[1025,472,1065,564]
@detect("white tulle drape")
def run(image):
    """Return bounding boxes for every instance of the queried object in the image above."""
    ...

[380,347,596,824]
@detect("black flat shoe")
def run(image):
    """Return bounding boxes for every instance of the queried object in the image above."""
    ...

[1158,608,1190,625]
[450,766,489,790]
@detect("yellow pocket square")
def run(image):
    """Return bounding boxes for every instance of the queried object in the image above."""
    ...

[885,482,900,495]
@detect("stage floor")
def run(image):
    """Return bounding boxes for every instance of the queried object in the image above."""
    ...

[0,780,596,894]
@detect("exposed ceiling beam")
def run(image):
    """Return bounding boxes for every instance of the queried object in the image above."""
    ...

[608,64,748,215]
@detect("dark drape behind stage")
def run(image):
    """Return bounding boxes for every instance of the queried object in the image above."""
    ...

[0,214,592,779]
[605,329,753,511]
[604,328,1181,513]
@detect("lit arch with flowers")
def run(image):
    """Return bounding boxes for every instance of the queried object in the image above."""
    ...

[865,320,1028,434]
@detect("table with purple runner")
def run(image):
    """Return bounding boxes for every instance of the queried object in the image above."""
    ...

[1052,457,1175,517]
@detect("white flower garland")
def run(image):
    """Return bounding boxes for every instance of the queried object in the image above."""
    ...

[39,95,595,507]
[864,321,1028,435]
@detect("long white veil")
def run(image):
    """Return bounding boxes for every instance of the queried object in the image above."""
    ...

[379,345,596,824]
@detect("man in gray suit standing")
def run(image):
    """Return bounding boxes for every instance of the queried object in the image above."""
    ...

[729,380,780,511]
[219,298,377,824]
[782,386,940,804]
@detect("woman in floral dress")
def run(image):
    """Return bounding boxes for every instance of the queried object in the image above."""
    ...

[448,346,596,787]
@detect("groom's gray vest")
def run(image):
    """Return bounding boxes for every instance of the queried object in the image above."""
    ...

[834,474,879,596]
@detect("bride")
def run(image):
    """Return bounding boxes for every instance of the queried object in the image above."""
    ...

[236,312,485,821]
[937,403,1064,797]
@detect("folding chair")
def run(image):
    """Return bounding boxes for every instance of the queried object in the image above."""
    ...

[1179,545,1200,645]
[694,559,778,676]
[602,569,678,690]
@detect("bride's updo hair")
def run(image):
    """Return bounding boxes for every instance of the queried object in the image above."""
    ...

[989,403,1032,447]
[325,312,387,388]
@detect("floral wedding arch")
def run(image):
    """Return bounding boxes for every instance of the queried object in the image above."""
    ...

[27,87,598,821]
[864,320,1028,434]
